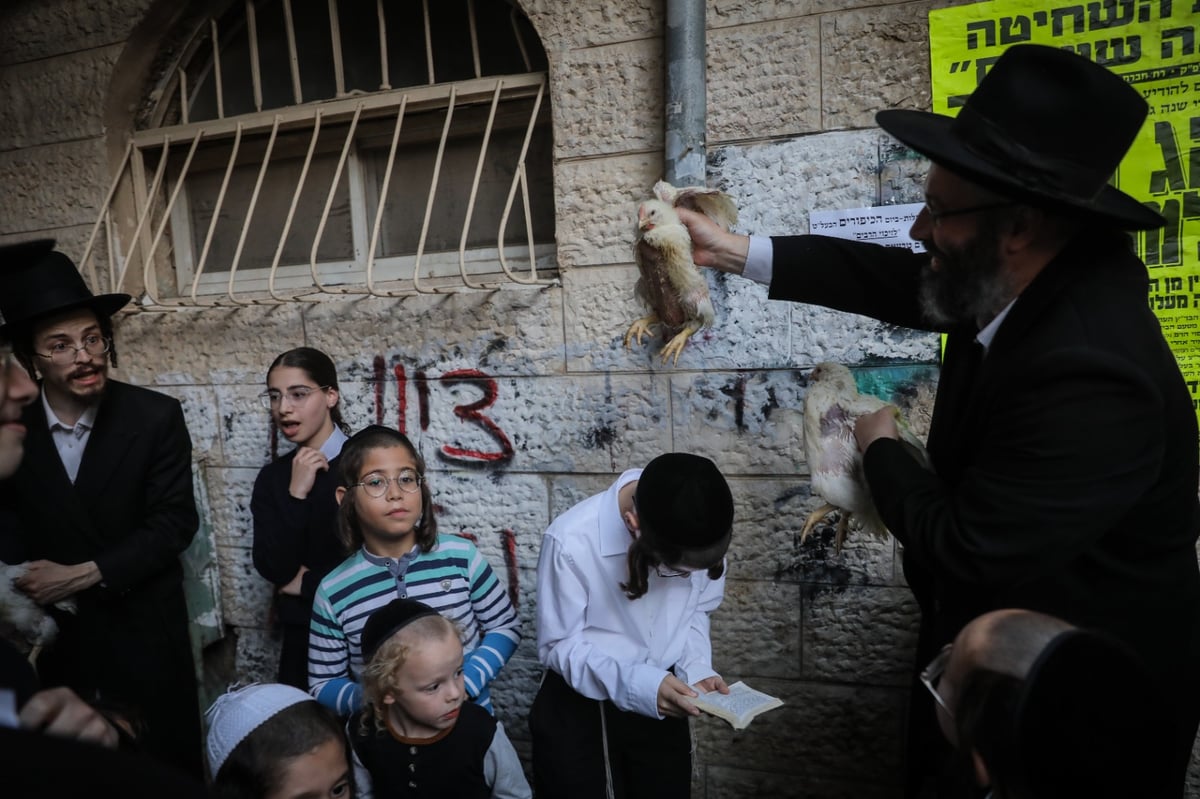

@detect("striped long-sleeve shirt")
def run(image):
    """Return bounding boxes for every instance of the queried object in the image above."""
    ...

[308,534,521,716]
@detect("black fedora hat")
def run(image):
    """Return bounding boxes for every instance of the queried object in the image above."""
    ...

[876,44,1162,230]
[0,246,131,334]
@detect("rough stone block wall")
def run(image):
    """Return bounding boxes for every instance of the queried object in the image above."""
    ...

[2,0,1197,796]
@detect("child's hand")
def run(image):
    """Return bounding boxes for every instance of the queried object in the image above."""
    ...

[656,674,701,718]
[289,447,330,499]
[692,675,730,695]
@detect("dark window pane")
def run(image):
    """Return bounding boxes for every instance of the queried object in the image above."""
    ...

[183,152,353,272]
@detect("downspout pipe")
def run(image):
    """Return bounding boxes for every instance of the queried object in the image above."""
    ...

[664,0,706,187]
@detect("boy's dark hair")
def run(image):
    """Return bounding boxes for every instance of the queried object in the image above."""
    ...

[211,700,347,799]
[267,347,351,435]
[621,453,733,600]
[337,425,437,553]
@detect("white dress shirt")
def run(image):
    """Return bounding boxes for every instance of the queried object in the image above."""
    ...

[43,390,98,483]
[535,469,725,719]
[319,425,348,460]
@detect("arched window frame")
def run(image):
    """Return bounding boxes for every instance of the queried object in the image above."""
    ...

[83,0,557,309]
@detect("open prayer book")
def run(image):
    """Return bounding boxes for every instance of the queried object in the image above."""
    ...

[691,680,783,730]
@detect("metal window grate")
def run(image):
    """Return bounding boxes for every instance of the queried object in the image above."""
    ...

[82,0,556,310]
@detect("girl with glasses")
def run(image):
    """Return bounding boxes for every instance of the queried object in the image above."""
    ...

[307,425,520,720]
[251,347,353,690]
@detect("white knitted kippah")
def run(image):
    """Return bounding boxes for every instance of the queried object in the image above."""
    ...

[205,683,314,775]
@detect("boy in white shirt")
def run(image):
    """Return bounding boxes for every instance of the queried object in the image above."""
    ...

[531,452,734,799]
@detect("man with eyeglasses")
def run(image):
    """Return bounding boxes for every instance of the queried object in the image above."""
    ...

[0,245,203,778]
[681,44,1200,797]
[920,609,1173,799]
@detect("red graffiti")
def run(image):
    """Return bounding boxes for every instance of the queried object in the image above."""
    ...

[501,528,519,608]
[374,355,387,426]
[394,364,408,434]
[439,369,514,463]
[453,530,521,610]
[416,370,430,430]
[369,361,515,464]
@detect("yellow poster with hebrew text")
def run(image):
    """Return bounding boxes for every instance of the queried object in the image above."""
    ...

[930,0,1200,418]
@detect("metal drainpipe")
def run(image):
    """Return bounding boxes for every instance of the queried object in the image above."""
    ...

[664,0,706,187]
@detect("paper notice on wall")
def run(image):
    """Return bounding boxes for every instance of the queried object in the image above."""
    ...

[928,0,1200,420]
[808,203,926,252]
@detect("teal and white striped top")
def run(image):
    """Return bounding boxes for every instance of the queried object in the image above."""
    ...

[308,534,521,716]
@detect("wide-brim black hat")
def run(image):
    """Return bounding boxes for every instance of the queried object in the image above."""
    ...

[1012,629,1174,798]
[0,245,131,334]
[876,44,1162,230]
[636,453,733,550]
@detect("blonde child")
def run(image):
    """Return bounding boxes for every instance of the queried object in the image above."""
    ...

[308,425,520,717]
[349,598,531,798]
[206,683,352,799]
[251,347,353,689]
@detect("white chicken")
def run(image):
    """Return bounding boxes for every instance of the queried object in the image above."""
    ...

[801,362,932,551]
[0,561,75,666]
[623,181,738,366]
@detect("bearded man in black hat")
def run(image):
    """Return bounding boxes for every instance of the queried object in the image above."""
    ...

[681,43,1200,797]
[0,247,204,777]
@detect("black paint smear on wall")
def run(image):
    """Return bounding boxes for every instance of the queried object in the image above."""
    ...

[583,424,618,449]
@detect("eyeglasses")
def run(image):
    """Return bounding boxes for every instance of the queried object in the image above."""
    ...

[35,334,110,365]
[924,201,1014,226]
[350,469,423,498]
[259,385,329,409]
[920,643,954,718]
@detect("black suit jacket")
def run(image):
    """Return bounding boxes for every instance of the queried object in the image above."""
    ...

[770,232,1200,789]
[0,379,203,776]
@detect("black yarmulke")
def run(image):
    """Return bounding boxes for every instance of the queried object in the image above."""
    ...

[360,598,440,662]
[636,453,733,549]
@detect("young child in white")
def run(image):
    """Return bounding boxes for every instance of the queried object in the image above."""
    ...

[349,598,531,799]
[308,425,520,717]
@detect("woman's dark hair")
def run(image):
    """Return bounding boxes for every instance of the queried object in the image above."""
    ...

[11,309,119,377]
[337,425,437,554]
[267,347,351,435]
[211,700,348,799]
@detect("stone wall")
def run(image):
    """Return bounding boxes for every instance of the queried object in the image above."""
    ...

[2,1,1192,797]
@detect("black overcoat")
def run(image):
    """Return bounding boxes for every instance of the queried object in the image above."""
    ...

[0,378,203,777]
[771,232,1200,791]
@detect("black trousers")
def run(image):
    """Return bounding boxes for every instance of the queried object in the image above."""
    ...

[530,669,692,799]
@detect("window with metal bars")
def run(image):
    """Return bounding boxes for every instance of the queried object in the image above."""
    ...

[86,0,556,307]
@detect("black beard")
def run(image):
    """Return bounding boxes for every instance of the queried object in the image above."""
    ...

[918,222,1016,328]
